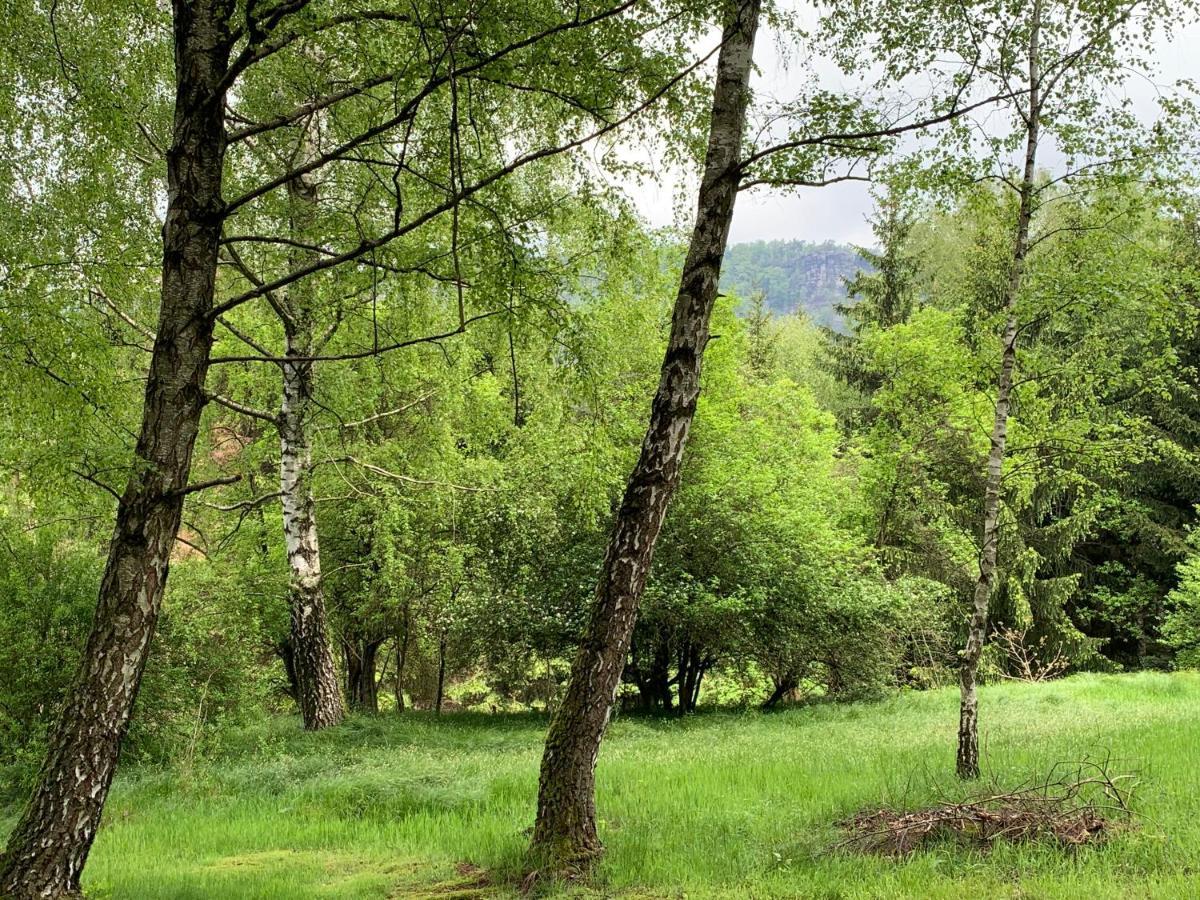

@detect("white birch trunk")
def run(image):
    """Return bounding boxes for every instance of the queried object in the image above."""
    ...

[278,109,345,730]
[957,0,1042,779]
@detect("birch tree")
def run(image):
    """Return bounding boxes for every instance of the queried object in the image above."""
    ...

[524,0,1051,866]
[826,0,1196,779]
[0,1,709,893]
[940,0,1192,780]
[529,0,763,866]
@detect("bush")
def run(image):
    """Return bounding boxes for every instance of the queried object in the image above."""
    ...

[0,527,98,798]
[0,527,273,799]
[1165,529,1200,669]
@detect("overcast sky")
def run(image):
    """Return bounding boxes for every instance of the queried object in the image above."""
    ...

[622,13,1200,248]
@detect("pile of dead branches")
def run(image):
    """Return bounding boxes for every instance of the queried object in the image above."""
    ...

[838,760,1136,856]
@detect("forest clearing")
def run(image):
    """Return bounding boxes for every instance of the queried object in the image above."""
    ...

[5,674,1196,899]
[3,0,1200,897]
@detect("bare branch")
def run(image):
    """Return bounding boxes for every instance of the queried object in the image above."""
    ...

[70,468,121,502]
[333,455,493,492]
[174,532,209,558]
[89,288,156,341]
[198,490,283,512]
[209,39,716,320]
[209,308,503,364]
[175,474,244,497]
[204,391,281,425]
[740,89,1023,171]
[330,390,436,430]
[220,241,294,328]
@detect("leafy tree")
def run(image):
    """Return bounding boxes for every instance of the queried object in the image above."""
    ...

[0,1,713,891]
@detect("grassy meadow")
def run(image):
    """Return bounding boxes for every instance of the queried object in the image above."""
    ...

[4,672,1200,899]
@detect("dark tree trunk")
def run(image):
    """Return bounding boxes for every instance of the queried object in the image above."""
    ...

[276,636,301,702]
[691,664,707,711]
[677,641,699,715]
[659,676,675,713]
[676,647,708,715]
[633,635,673,712]
[0,3,233,895]
[762,672,798,709]
[394,611,410,713]
[958,0,1041,781]
[344,637,382,713]
[434,631,448,715]
[529,0,760,867]
[627,637,649,708]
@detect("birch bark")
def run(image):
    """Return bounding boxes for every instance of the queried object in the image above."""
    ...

[0,2,234,894]
[277,109,345,730]
[529,0,761,865]
[957,0,1042,781]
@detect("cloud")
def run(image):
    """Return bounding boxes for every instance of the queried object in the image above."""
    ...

[628,13,1199,248]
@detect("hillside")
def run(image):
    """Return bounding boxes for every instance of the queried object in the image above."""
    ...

[8,672,1198,898]
[720,239,870,327]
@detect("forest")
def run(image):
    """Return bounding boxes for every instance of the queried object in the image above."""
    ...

[1,0,1199,897]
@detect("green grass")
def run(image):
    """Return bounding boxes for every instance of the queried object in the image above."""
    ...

[5,672,1200,898]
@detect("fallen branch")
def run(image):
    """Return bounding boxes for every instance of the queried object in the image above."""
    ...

[837,759,1136,857]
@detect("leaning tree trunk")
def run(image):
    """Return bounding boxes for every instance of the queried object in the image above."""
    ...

[763,676,801,710]
[277,111,345,731]
[957,0,1042,781]
[529,0,760,867]
[0,3,233,895]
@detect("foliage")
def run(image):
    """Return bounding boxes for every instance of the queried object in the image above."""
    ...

[1164,526,1200,668]
[0,523,98,796]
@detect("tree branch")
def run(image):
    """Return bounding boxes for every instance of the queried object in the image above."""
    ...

[174,474,244,497]
[199,490,283,512]
[204,391,281,424]
[209,39,715,321]
[210,308,503,364]
[332,455,493,492]
[740,89,1023,171]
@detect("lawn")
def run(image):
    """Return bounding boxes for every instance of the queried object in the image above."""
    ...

[4,672,1200,898]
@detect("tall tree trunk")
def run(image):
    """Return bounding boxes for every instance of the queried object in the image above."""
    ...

[343,639,362,709]
[278,111,345,731]
[690,663,707,712]
[529,0,760,866]
[957,0,1042,781]
[677,640,698,715]
[0,3,233,895]
[653,640,673,712]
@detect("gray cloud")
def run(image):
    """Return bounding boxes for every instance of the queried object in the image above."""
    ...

[631,13,1198,248]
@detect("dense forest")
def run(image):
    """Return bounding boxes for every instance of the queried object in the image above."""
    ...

[2,0,1200,897]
